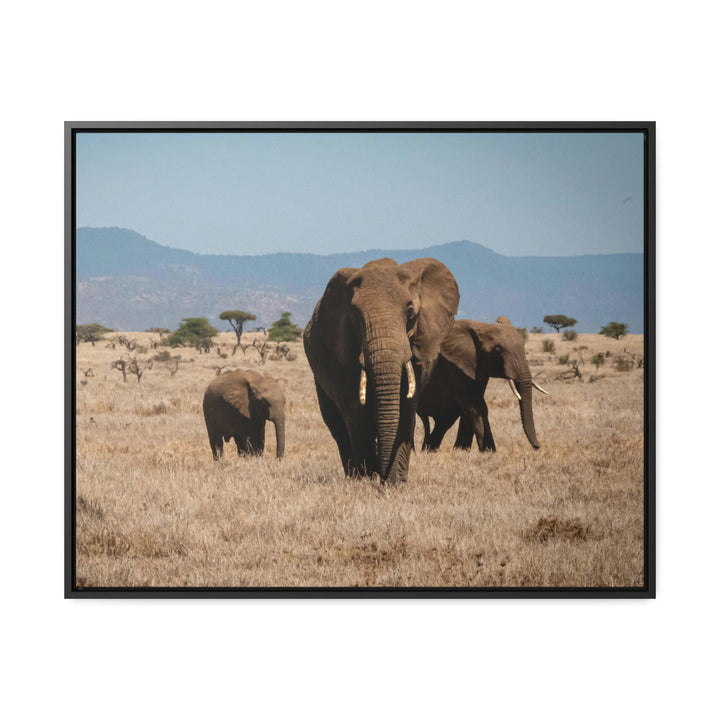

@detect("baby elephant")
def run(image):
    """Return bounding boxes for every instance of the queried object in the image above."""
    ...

[203,369,286,459]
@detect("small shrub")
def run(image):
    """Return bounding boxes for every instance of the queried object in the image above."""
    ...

[591,353,605,372]
[530,326,544,334]
[614,357,633,372]
[542,339,555,353]
[558,354,570,365]
[562,330,578,341]
[153,350,176,362]
[574,345,589,365]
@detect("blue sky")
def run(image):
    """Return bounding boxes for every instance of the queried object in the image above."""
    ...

[76,131,644,257]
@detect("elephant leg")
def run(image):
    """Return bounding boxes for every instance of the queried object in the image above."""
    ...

[209,434,224,460]
[315,383,354,474]
[316,383,378,476]
[420,414,432,451]
[234,433,253,456]
[426,410,458,451]
[256,421,266,455]
[453,414,475,450]
[344,413,379,477]
[468,403,496,452]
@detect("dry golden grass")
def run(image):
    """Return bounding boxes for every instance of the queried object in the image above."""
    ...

[75,330,645,588]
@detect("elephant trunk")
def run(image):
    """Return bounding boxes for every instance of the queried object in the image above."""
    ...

[365,326,409,483]
[272,416,285,458]
[517,373,540,450]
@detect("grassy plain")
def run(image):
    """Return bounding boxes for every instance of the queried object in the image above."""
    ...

[75,330,645,588]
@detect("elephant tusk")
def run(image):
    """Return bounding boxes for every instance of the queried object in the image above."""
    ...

[532,380,550,395]
[359,368,367,405]
[508,378,522,401]
[405,361,416,399]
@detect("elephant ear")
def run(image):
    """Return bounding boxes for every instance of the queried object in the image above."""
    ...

[440,321,480,380]
[312,267,359,367]
[246,381,266,408]
[249,374,283,406]
[400,258,460,363]
[219,371,252,417]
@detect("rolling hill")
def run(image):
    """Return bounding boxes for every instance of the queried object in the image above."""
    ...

[76,227,644,334]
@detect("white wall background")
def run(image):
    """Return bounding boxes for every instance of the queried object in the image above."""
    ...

[1,2,715,717]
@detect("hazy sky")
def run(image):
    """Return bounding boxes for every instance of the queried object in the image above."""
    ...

[76,131,644,257]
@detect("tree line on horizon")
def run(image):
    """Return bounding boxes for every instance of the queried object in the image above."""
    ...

[76,311,629,347]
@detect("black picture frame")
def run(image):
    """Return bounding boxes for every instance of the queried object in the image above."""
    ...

[65,121,655,598]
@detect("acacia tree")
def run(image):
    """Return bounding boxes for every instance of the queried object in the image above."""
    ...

[219,310,256,347]
[76,323,114,345]
[599,322,628,340]
[543,315,578,333]
[268,311,302,342]
[163,318,218,348]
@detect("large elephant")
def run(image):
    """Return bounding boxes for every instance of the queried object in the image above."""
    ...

[202,369,286,460]
[417,317,548,452]
[304,257,460,483]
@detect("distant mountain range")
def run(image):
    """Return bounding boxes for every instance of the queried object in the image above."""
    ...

[76,227,644,333]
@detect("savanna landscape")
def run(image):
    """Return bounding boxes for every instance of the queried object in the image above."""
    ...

[75,327,645,588]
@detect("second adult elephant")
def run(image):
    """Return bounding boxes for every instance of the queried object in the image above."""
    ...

[203,369,286,459]
[418,317,548,452]
[304,257,459,483]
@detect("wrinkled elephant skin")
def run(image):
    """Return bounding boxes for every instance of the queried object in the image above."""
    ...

[418,317,541,452]
[304,257,459,483]
[203,369,286,460]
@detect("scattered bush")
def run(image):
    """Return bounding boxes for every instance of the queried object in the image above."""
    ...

[591,353,605,372]
[76,323,114,345]
[268,343,298,361]
[558,354,570,365]
[599,322,628,340]
[162,318,218,348]
[575,345,589,365]
[530,326,544,334]
[614,357,633,372]
[268,312,303,342]
[542,339,556,353]
[152,350,180,362]
[562,330,578,341]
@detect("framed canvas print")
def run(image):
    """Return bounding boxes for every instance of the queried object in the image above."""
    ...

[65,121,655,597]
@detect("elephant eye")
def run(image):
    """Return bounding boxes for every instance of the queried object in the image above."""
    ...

[406,303,417,329]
